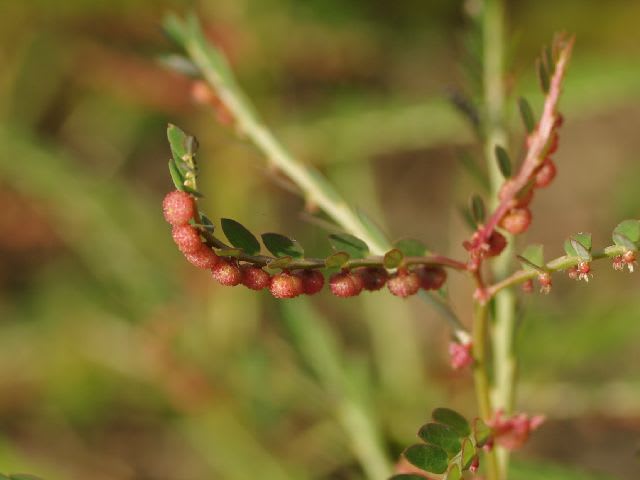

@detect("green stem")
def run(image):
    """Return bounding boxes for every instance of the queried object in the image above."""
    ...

[472,302,500,480]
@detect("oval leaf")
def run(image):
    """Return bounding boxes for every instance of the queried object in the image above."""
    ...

[404,444,448,475]
[563,233,592,260]
[384,249,404,269]
[518,97,535,133]
[394,238,427,257]
[494,146,512,178]
[612,232,637,251]
[470,194,486,224]
[262,233,304,259]
[325,251,350,268]
[418,423,461,457]
[168,158,185,190]
[473,418,492,447]
[328,233,369,259]
[613,219,640,247]
[222,218,261,255]
[518,244,544,271]
[460,438,476,470]
[537,58,550,93]
[444,463,462,480]
[432,408,470,437]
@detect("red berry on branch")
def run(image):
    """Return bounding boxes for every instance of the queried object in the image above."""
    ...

[546,132,559,154]
[554,113,564,128]
[163,190,195,226]
[486,231,508,257]
[270,272,304,298]
[241,265,271,290]
[415,265,447,290]
[387,269,420,298]
[296,269,325,295]
[499,208,532,235]
[211,259,242,286]
[184,245,219,269]
[329,271,363,298]
[535,159,557,188]
[172,224,203,253]
[354,267,388,291]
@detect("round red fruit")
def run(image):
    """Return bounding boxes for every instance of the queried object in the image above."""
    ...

[172,224,203,253]
[329,271,363,298]
[296,269,325,295]
[184,246,219,269]
[387,270,420,298]
[535,159,557,188]
[163,190,195,226]
[415,265,447,291]
[241,265,271,290]
[499,208,532,235]
[270,272,304,299]
[487,231,507,257]
[211,260,242,286]
[354,267,388,291]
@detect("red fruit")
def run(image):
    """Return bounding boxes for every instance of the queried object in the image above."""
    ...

[270,272,304,298]
[184,245,219,269]
[499,208,532,235]
[499,181,534,208]
[296,269,325,295]
[522,279,534,294]
[354,267,388,291]
[329,271,363,298]
[163,190,195,226]
[241,265,271,290]
[415,265,447,290]
[486,231,507,257]
[387,269,420,298]
[535,159,557,188]
[172,224,203,253]
[211,259,242,286]
[554,114,564,128]
[546,132,559,154]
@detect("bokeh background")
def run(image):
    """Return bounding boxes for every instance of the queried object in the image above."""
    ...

[1,0,639,479]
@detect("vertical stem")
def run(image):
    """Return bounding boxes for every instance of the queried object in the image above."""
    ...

[483,0,516,477]
[472,302,500,480]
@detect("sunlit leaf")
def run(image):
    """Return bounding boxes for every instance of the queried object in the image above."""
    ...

[432,408,470,437]
[221,218,261,255]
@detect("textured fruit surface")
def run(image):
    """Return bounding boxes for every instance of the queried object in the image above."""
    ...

[172,224,203,253]
[416,265,447,290]
[329,272,363,297]
[296,270,325,295]
[211,260,242,286]
[163,190,195,226]
[355,267,388,291]
[184,246,219,269]
[387,270,420,298]
[270,272,304,298]
[241,265,271,290]
[499,208,532,235]
[535,159,557,188]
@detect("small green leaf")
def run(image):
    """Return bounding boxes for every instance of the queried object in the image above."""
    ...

[418,423,462,457]
[518,244,544,271]
[394,238,427,257]
[537,58,550,93]
[470,194,486,224]
[432,408,471,437]
[460,438,476,470]
[612,232,636,251]
[158,54,199,77]
[267,256,293,269]
[444,463,462,480]
[404,444,449,475]
[199,214,215,233]
[384,249,404,269]
[217,248,242,258]
[328,233,369,259]
[472,418,492,447]
[167,124,189,163]
[494,145,512,178]
[564,233,592,260]
[168,158,185,190]
[163,13,187,46]
[518,97,535,133]
[262,233,304,259]
[613,219,640,249]
[325,251,350,268]
[221,218,261,255]
[458,204,477,231]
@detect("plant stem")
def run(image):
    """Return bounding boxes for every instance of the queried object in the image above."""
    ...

[472,301,500,480]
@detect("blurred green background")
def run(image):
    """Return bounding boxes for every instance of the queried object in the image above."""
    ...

[1,1,639,479]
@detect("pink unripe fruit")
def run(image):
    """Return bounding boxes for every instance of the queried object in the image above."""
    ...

[329,271,363,298]
[270,272,304,298]
[355,267,388,291]
[500,208,532,235]
[211,260,242,286]
[241,265,271,290]
[535,159,557,188]
[416,265,447,291]
[184,246,219,269]
[387,269,420,298]
[296,270,325,295]
[172,224,203,253]
[163,190,195,226]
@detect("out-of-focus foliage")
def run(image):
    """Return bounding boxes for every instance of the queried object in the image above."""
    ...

[0,1,639,479]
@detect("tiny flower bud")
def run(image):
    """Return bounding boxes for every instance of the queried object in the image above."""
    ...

[577,261,592,282]
[387,269,420,298]
[270,271,304,298]
[488,410,545,451]
[354,267,388,291]
[612,255,625,271]
[163,190,195,226]
[469,456,480,474]
[449,341,474,370]
[522,279,534,294]
[184,245,219,269]
[211,259,242,286]
[172,224,203,254]
[538,272,552,294]
[499,208,532,235]
[241,265,271,290]
[534,159,557,188]
[329,271,364,297]
[296,269,325,295]
[623,250,637,272]
[415,265,447,291]
[567,266,578,280]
